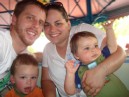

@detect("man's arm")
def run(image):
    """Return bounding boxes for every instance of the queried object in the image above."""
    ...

[41,67,56,97]
[82,45,126,96]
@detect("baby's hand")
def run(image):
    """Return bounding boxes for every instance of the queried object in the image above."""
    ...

[102,19,114,30]
[65,60,79,74]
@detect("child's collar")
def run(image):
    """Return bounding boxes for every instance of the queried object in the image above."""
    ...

[14,85,27,97]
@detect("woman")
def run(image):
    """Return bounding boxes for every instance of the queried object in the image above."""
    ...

[41,2,126,97]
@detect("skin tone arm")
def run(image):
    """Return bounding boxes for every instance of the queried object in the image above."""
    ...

[64,60,79,95]
[82,20,126,97]
[102,20,117,53]
[41,67,56,97]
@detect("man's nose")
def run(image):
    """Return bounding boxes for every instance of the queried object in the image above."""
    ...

[33,20,39,28]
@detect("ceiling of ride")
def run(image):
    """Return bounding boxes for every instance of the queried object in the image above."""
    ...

[0,0,129,28]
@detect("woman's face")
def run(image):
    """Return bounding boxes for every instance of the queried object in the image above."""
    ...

[44,9,71,46]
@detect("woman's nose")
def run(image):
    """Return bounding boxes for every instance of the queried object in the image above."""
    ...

[50,25,56,32]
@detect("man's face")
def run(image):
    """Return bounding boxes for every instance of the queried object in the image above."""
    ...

[12,4,46,46]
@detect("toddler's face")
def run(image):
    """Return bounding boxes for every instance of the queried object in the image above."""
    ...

[12,65,38,94]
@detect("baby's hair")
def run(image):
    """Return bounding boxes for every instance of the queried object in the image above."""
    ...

[70,31,97,54]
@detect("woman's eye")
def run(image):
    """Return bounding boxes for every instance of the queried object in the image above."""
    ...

[44,23,49,27]
[56,22,62,26]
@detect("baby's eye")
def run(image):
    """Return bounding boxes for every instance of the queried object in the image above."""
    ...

[31,76,37,79]
[85,47,90,50]
[20,76,26,79]
[95,45,98,48]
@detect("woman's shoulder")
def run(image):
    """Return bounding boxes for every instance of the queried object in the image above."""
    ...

[44,42,55,49]
[43,42,56,53]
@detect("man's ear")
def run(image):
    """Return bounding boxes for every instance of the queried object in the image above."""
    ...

[10,75,15,84]
[12,15,17,25]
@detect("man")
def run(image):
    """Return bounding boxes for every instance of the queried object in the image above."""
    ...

[0,0,46,96]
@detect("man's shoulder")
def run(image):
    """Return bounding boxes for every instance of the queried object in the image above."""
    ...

[0,28,9,32]
[0,28,10,36]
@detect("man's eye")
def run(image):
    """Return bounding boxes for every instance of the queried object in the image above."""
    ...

[39,21,44,26]
[27,16,33,20]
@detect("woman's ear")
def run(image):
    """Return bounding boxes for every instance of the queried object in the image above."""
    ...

[10,75,15,84]
[68,20,71,28]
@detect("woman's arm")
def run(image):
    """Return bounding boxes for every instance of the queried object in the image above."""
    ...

[82,45,126,96]
[41,67,56,97]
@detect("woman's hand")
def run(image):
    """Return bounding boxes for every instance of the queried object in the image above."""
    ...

[82,65,106,97]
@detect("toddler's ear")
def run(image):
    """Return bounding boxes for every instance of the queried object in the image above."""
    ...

[10,75,15,84]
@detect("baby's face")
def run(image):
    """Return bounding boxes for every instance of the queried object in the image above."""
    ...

[12,65,38,94]
[74,36,101,64]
